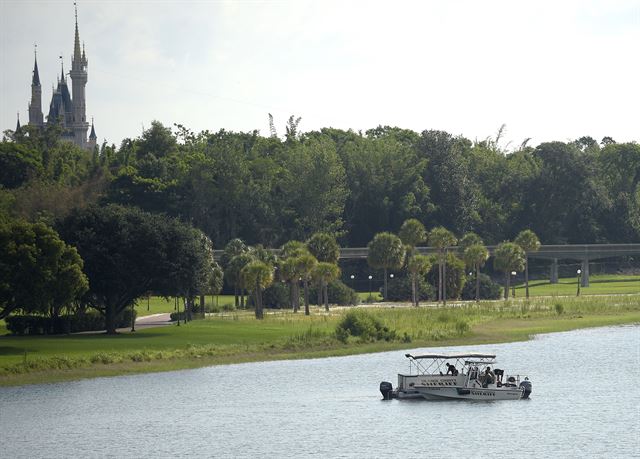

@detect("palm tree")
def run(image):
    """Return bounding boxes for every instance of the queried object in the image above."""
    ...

[463,244,489,302]
[241,260,274,319]
[429,227,457,304]
[295,253,318,315]
[313,262,341,311]
[493,242,526,300]
[407,254,432,307]
[515,229,541,298]
[280,257,299,312]
[226,253,254,309]
[398,219,426,258]
[367,232,405,301]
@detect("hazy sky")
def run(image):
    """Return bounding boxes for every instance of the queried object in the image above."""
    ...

[1,0,639,148]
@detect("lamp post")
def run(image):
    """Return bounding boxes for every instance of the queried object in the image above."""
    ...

[350,274,355,291]
[368,275,373,302]
[511,271,516,298]
[577,269,581,296]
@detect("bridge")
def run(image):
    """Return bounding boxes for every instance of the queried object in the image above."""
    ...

[214,244,640,287]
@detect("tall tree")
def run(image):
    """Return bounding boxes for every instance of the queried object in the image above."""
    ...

[493,242,526,300]
[241,260,274,319]
[367,232,405,300]
[398,218,427,257]
[221,238,249,307]
[58,205,214,333]
[514,229,541,298]
[463,244,489,302]
[0,220,88,320]
[428,227,457,304]
[313,262,341,311]
[295,253,318,315]
[407,254,432,307]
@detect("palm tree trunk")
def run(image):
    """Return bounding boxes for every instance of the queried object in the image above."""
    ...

[324,282,329,311]
[254,279,263,319]
[443,248,447,306]
[504,273,509,299]
[475,264,480,302]
[304,280,310,315]
[289,282,295,311]
[438,254,443,302]
[234,287,238,308]
[412,276,417,307]
[525,256,530,298]
[383,267,388,301]
[317,280,323,306]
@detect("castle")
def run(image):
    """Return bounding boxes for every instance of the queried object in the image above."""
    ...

[22,6,96,150]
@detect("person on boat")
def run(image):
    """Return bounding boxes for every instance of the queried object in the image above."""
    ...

[445,363,458,376]
[481,367,496,387]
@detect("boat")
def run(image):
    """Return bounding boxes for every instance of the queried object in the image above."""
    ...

[380,353,532,401]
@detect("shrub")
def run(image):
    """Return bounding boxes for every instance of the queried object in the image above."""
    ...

[554,303,564,315]
[335,309,397,343]
[310,280,359,306]
[461,274,502,300]
[246,282,290,309]
[5,309,135,335]
[384,275,435,302]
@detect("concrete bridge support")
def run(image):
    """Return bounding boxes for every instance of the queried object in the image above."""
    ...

[581,259,590,287]
[550,259,559,284]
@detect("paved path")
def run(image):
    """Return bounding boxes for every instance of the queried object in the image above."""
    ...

[119,313,173,332]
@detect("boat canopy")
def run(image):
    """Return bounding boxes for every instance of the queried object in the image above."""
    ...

[405,353,496,360]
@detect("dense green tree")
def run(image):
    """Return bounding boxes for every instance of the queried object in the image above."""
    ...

[367,232,405,300]
[428,227,457,303]
[58,205,213,333]
[493,242,526,300]
[0,220,88,321]
[426,253,466,300]
[407,254,432,306]
[514,229,541,298]
[460,232,483,250]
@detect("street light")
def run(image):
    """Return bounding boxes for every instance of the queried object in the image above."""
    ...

[577,269,581,296]
[350,274,355,291]
[389,273,394,279]
[368,275,373,302]
[511,271,517,298]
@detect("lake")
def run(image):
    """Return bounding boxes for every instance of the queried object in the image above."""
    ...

[1,325,638,458]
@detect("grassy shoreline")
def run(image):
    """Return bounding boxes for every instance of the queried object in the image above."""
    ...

[1,296,639,387]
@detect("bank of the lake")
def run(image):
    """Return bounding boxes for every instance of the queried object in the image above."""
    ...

[1,295,639,387]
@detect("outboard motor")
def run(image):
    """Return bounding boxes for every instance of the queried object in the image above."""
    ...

[519,377,532,399]
[380,381,394,400]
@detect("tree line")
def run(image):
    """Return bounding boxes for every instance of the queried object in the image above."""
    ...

[2,120,639,249]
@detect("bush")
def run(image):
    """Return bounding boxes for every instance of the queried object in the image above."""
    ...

[384,275,435,302]
[554,303,564,315]
[426,253,466,299]
[461,274,502,300]
[5,309,135,335]
[335,309,397,343]
[310,280,359,306]
[246,282,291,309]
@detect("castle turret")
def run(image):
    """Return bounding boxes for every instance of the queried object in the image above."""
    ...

[16,113,21,133]
[88,118,97,150]
[28,48,44,126]
[69,4,89,148]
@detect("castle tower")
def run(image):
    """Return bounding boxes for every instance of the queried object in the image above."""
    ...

[28,47,44,127]
[69,4,89,148]
[88,118,97,150]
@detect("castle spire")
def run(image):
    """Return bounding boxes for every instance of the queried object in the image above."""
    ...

[73,2,81,61]
[16,112,21,132]
[32,44,40,86]
[89,117,96,139]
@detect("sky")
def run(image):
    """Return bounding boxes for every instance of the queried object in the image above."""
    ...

[1,0,639,148]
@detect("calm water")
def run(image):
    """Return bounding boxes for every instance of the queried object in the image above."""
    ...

[1,325,639,458]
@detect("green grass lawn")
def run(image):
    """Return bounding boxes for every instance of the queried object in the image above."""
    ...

[135,295,237,316]
[515,274,640,297]
[1,294,639,386]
